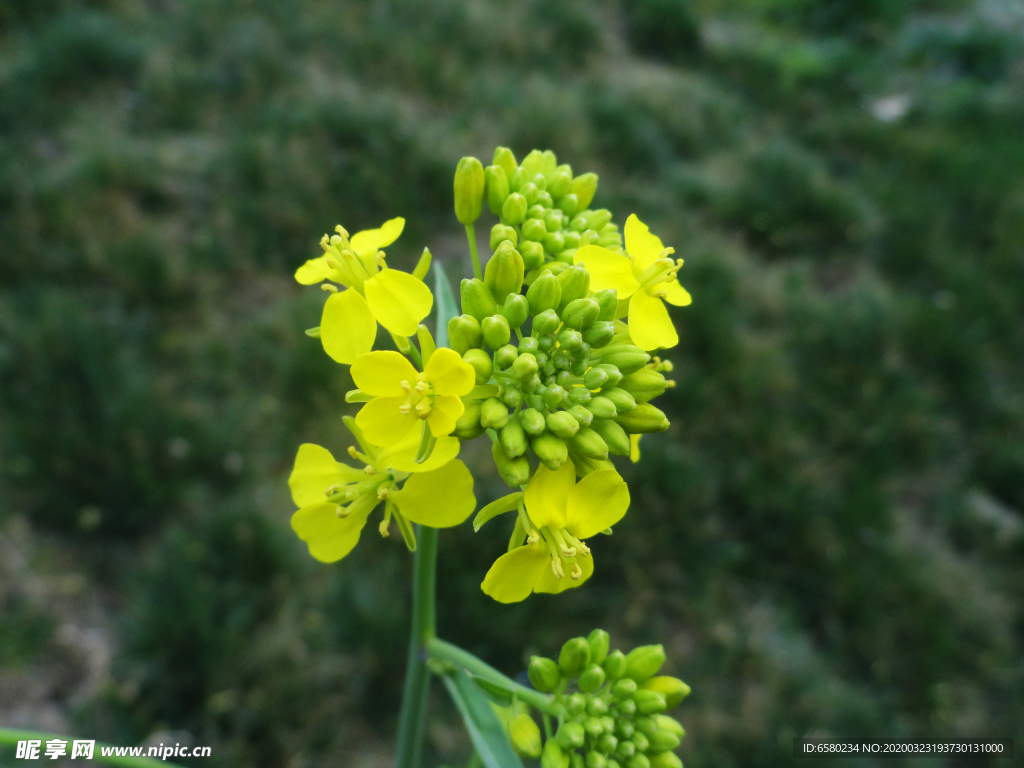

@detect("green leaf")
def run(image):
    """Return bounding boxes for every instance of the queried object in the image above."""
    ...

[473,492,523,532]
[442,667,525,768]
[433,261,459,347]
[471,675,516,706]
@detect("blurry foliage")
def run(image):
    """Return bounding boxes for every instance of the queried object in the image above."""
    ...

[0,0,1022,766]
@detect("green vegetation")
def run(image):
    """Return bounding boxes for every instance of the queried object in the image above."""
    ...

[1,0,1021,766]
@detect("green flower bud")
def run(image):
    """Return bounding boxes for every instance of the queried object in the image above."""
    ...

[572,754,586,768]
[557,193,580,216]
[587,629,611,665]
[454,156,485,224]
[523,374,543,394]
[484,165,511,215]
[461,278,497,322]
[572,173,599,210]
[583,320,616,348]
[492,439,530,487]
[453,400,484,440]
[502,294,530,329]
[546,410,579,439]
[492,145,516,177]
[509,713,542,758]
[569,427,609,460]
[586,751,607,768]
[531,173,547,191]
[582,369,607,390]
[527,203,546,219]
[586,697,609,717]
[481,397,510,430]
[558,328,585,353]
[556,265,591,312]
[463,348,493,384]
[617,720,635,740]
[531,431,568,470]
[566,692,587,716]
[503,386,524,408]
[586,396,617,420]
[584,717,606,739]
[631,733,650,754]
[538,334,556,352]
[499,420,528,458]
[543,231,566,254]
[518,336,540,355]
[589,418,631,456]
[541,150,558,176]
[495,344,518,369]
[601,715,616,734]
[615,740,635,760]
[562,297,601,330]
[599,346,651,375]
[595,363,623,386]
[603,649,627,680]
[581,208,613,231]
[543,385,566,409]
[567,386,592,405]
[532,308,561,336]
[485,241,525,305]
[527,273,562,316]
[624,645,666,683]
[615,404,670,434]
[548,170,572,199]
[482,314,512,350]
[522,217,547,241]
[448,314,482,354]
[519,182,540,206]
[542,211,561,232]
[542,739,570,768]
[598,233,622,248]
[612,677,638,699]
[646,730,681,753]
[639,677,691,709]
[591,289,618,322]
[510,166,528,192]
[653,715,685,738]
[521,149,546,179]
[598,734,619,755]
[618,369,669,404]
[600,387,637,414]
[501,192,528,225]
[511,352,539,381]
[627,754,650,768]
[518,408,544,437]
[616,699,637,717]
[634,690,667,715]
[647,753,682,768]
[558,636,591,676]
[635,717,656,735]
[566,404,593,427]
[528,655,561,692]
[555,721,586,751]
[579,663,607,693]
[490,225,519,251]
[520,240,546,270]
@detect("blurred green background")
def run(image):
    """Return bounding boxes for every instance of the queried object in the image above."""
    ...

[1,0,1022,766]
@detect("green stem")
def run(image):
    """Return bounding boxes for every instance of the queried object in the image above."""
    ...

[465,222,482,280]
[406,339,423,369]
[0,729,187,768]
[395,525,438,768]
[426,638,559,715]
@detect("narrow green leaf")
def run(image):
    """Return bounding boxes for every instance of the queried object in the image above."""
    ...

[434,261,459,347]
[471,675,516,706]
[442,667,524,768]
[473,492,523,532]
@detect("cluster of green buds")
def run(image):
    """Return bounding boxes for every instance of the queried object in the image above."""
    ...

[448,243,673,486]
[507,630,689,768]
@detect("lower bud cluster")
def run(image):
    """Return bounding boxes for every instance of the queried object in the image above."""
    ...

[515,630,689,768]
[450,254,672,485]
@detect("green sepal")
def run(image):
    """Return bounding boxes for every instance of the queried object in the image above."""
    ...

[471,675,516,706]
[304,326,321,338]
[345,389,374,403]
[473,492,523,531]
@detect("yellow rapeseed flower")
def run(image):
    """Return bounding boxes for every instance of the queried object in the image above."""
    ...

[352,348,476,446]
[573,214,691,351]
[294,218,433,364]
[481,463,630,603]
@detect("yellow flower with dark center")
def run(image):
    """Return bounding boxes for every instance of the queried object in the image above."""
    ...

[294,218,433,364]
[481,462,630,603]
[352,348,476,446]
[574,214,691,351]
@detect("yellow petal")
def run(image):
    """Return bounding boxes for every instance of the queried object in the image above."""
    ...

[624,214,667,269]
[375,431,461,473]
[566,469,630,539]
[295,256,348,286]
[288,443,365,508]
[660,279,692,307]
[321,290,377,364]
[350,217,405,256]
[424,347,476,396]
[355,396,418,446]
[524,462,575,530]
[351,351,419,397]
[574,245,640,298]
[628,289,679,351]
[290,493,376,563]
[364,269,433,336]
[533,552,595,594]
[393,459,476,527]
[426,395,465,438]
[481,542,549,603]
[630,434,642,463]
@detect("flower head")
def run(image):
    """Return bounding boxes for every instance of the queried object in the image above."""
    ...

[288,425,475,562]
[295,218,434,363]
[352,348,476,446]
[481,463,629,603]
[573,214,691,351]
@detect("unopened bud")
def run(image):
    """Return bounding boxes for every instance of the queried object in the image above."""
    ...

[542,739,570,768]
[586,396,617,420]
[587,628,611,665]
[519,182,540,205]
[532,308,561,337]
[492,439,530,487]
[584,717,606,739]
[595,363,623,386]
[566,404,593,427]
[493,146,517,179]
[480,397,510,430]
[562,297,601,330]
[526,276,562,321]
[548,170,572,199]
[579,662,607,693]
[453,400,484,440]
[522,217,547,242]
[454,156,485,225]
[482,314,512,350]
[501,192,527,225]
[618,368,669,403]
[448,314,482,354]
[556,721,586,751]
[502,294,529,329]
[612,678,637,699]
[511,352,538,381]
[499,420,528,458]
[646,730,681,753]
[625,644,666,683]
[485,241,525,305]
[598,735,619,757]
[599,346,651,375]
[603,649,627,680]
[647,754,682,768]
[546,410,580,439]
[639,676,691,709]
[586,751,607,768]
[587,697,609,717]
[494,344,518,369]
[569,427,609,460]
[589,418,631,456]
[461,278,497,321]
[571,173,599,211]
[567,386,592,405]
[490,225,518,251]
[583,320,616,348]
[484,165,511,215]
[631,733,650,754]
[503,386,523,408]
[509,713,543,758]
[520,240,546,270]
[557,328,585,353]
[543,385,566,409]
[557,193,580,217]
[627,754,650,768]
[653,715,685,738]
[518,336,540,355]
[556,265,592,311]
[615,741,635,760]
[463,348,493,385]
[528,655,561,692]
[600,387,637,414]
[543,230,565,255]
[531,432,568,470]
[616,699,637,717]
[615,403,670,434]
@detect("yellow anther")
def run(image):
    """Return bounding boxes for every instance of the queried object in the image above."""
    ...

[414,381,429,395]
[377,486,390,501]
[335,224,350,238]
[345,487,361,501]
[398,403,412,415]
[321,284,339,293]
[378,519,390,537]
[658,247,676,259]
[320,234,330,248]
[577,541,591,557]
[347,446,360,459]
[330,234,344,248]
[335,506,351,519]
[325,483,345,496]
[341,249,356,260]
[363,465,376,475]
[551,558,565,579]
[415,400,432,417]
[527,529,540,546]
[571,563,583,580]
[376,251,386,266]
[400,380,413,394]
